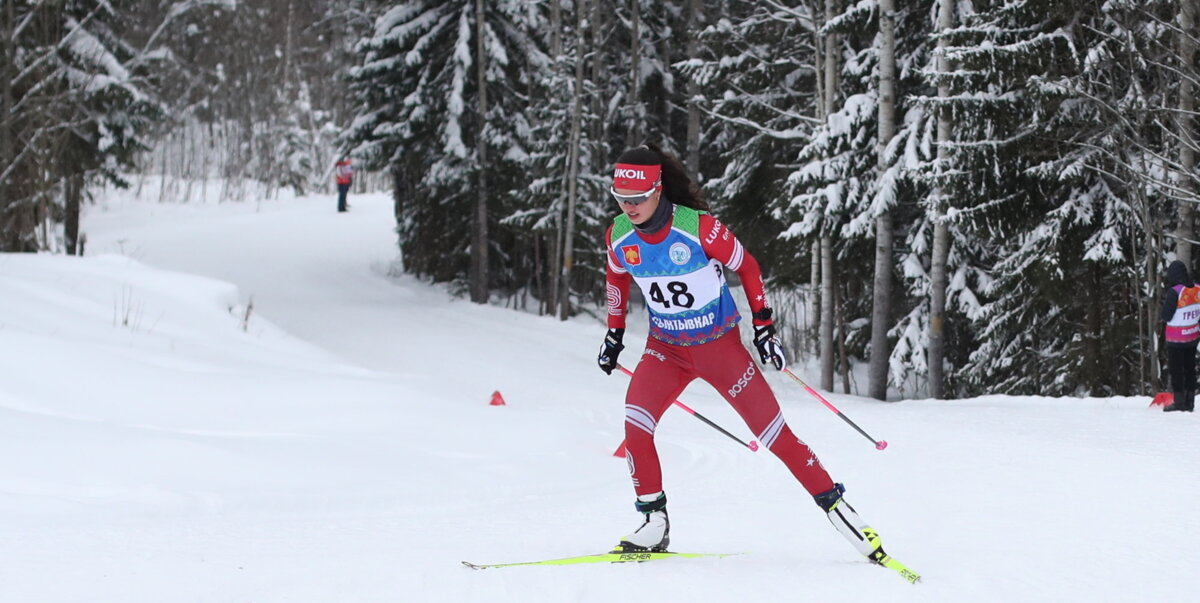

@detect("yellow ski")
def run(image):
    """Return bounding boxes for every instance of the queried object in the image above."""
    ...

[462,550,744,569]
[871,549,922,584]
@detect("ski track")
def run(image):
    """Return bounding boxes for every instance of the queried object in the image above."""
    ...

[0,190,1194,601]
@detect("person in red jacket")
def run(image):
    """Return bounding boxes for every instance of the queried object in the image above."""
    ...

[598,143,899,567]
[334,157,354,212]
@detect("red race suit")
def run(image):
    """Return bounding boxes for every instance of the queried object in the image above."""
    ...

[606,208,835,497]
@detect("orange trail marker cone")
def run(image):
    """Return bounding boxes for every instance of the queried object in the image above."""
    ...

[489,391,506,406]
[1150,392,1173,409]
[612,440,626,458]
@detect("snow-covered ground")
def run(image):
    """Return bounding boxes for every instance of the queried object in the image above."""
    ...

[1,188,1196,602]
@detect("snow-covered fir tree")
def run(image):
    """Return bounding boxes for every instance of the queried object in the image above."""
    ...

[3,0,1195,398]
[961,0,1186,396]
[0,0,165,253]
[897,0,1010,398]
[347,0,547,301]
[512,0,615,317]
[780,2,881,368]
[688,1,820,276]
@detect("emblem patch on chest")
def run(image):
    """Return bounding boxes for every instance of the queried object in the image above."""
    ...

[669,242,691,265]
[622,245,641,266]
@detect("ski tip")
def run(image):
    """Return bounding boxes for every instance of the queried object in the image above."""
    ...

[897,567,921,584]
[461,561,485,570]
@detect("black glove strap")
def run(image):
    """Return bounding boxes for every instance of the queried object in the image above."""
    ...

[754,322,775,340]
[605,328,625,349]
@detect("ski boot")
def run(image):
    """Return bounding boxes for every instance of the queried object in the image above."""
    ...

[1164,389,1195,412]
[814,483,886,563]
[815,484,922,583]
[615,492,670,552]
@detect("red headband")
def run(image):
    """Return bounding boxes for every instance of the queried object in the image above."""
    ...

[612,163,662,191]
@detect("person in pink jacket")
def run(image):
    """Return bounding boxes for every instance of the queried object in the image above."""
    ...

[334,157,353,213]
[1161,260,1200,412]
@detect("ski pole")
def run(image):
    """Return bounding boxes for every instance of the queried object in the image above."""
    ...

[616,363,759,452]
[782,368,889,451]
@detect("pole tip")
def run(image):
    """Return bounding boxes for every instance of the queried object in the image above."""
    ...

[748,440,760,452]
[876,440,888,451]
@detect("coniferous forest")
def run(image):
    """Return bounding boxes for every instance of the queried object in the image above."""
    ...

[1,0,1197,400]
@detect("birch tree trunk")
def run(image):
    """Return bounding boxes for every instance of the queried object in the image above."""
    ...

[928,0,954,399]
[284,1,296,89]
[868,0,897,400]
[1177,1,1197,267]
[837,284,851,393]
[591,0,607,147]
[392,165,404,223]
[1141,171,1162,395]
[821,235,835,390]
[546,1,564,315]
[0,0,15,249]
[686,0,702,179]
[811,239,821,355]
[549,0,562,57]
[626,2,642,147]
[1083,264,1101,391]
[64,174,82,255]
[560,0,588,320]
[819,0,839,391]
[809,2,823,361]
[470,0,490,304]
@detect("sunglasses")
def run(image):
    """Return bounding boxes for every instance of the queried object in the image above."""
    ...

[610,183,660,205]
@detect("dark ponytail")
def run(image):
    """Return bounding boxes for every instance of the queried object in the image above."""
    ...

[615,142,709,211]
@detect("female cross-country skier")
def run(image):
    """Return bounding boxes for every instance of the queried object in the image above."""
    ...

[598,143,896,564]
